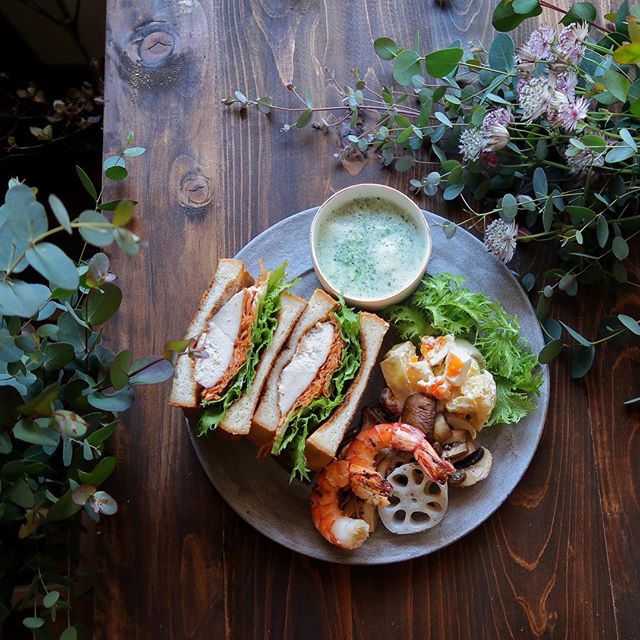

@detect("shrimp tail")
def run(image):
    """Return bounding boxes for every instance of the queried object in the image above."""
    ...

[415,444,455,485]
[349,465,393,506]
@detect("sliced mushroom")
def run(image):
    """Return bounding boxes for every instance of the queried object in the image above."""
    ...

[379,387,403,418]
[401,393,436,441]
[455,447,493,487]
[454,446,484,470]
[447,469,467,485]
[441,441,471,462]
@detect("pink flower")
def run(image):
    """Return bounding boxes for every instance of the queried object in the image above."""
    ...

[459,128,486,162]
[553,96,590,131]
[566,146,605,176]
[557,23,589,64]
[481,108,514,151]
[484,219,518,263]
[551,70,578,101]
[482,107,514,130]
[517,77,558,121]
[517,27,556,71]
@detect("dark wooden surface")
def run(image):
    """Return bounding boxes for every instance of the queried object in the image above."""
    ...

[100,1,639,638]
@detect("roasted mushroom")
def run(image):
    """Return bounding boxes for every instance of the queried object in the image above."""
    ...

[380,387,403,418]
[453,447,493,487]
[447,469,467,485]
[400,393,436,441]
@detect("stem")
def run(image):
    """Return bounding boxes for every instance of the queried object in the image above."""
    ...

[539,0,612,34]
[95,354,170,392]
[244,100,421,118]
[4,222,114,278]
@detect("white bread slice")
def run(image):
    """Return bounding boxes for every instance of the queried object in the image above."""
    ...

[219,292,307,435]
[250,289,338,446]
[305,312,389,471]
[169,259,254,409]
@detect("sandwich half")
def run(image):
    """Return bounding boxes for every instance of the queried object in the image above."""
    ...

[169,259,254,410]
[252,289,389,478]
[170,261,305,436]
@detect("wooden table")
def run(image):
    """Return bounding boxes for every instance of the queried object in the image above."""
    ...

[101,1,639,638]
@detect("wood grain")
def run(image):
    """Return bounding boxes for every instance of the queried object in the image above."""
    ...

[100,0,638,638]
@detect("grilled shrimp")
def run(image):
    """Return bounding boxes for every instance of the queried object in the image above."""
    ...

[344,422,454,496]
[310,460,391,549]
[311,422,455,549]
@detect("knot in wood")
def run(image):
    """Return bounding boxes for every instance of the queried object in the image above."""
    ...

[139,30,175,67]
[179,173,211,208]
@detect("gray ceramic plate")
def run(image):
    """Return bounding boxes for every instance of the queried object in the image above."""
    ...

[188,208,549,564]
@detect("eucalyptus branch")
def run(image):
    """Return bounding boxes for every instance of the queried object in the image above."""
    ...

[224,0,640,380]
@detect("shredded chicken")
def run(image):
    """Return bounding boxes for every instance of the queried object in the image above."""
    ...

[281,317,345,422]
[201,280,265,402]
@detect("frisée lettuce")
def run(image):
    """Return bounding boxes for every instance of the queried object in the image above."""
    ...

[384,273,542,426]
[272,303,362,481]
[198,263,294,435]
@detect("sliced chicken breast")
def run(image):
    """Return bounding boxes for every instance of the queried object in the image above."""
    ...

[195,289,245,389]
[277,318,344,420]
[196,281,266,402]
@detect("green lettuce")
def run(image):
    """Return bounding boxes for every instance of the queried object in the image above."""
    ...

[384,273,542,426]
[197,263,293,435]
[272,303,362,481]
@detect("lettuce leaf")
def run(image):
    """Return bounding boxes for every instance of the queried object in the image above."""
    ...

[197,263,293,435]
[272,303,362,481]
[384,273,541,425]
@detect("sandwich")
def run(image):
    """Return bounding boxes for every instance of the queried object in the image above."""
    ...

[252,289,389,478]
[169,260,306,436]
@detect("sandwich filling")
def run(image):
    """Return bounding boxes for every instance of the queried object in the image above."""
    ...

[197,263,293,435]
[272,304,362,480]
[277,319,345,418]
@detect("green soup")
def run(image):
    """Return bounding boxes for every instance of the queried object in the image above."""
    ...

[315,197,426,299]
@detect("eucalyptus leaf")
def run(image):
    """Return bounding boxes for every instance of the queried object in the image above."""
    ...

[77,456,116,487]
[374,37,397,60]
[571,345,595,379]
[393,50,422,84]
[603,69,630,103]
[43,342,75,371]
[47,489,82,521]
[76,166,97,200]
[3,184,48,241]
[110,349,132,390]
[538,339,563,364]
[618,314,640,335]
[424,48,463,78]
[612,236,629,260]
[488,34,515,72]
[85,284,122,326]
[26,242,79,290]
[77,210,114,247]
[87,388,134,412]
[559,321,591,347]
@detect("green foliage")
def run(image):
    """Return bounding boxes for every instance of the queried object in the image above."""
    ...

[224,0,640,389]
[384,274,542,425]
[0,137,181,632]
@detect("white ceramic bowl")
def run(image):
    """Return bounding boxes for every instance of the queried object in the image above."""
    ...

[310,184,432,310]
